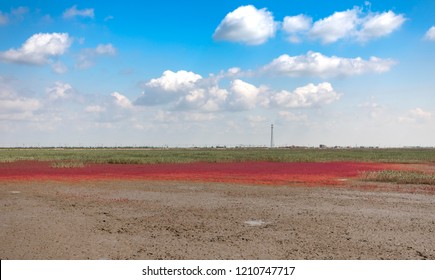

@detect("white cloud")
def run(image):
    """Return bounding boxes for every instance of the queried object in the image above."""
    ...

[424,26,435,41]
[112,92,133,109]
[135,70,203,106]
[271,82,340,108]
[399,108,432,123]
[95,44,116,55]
[46,82,73,100]
[146,70,202,92]
[228,79,261,110]
[282,14,312,43]
[76,43,116,69]
[358,11,406,42]
[63,5,94,19]
[0,33,71,65]
[261,51,396,78]
[135,70,341,111]
[213,5,278,45]
[285,7,406,44]
[309,9,359,44]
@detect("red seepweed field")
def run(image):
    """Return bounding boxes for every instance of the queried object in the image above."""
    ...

[0,160,405,186]
[1,148,435,259]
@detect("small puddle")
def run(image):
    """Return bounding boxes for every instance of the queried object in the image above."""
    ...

[9,191,21,194]
[244,220,266,226]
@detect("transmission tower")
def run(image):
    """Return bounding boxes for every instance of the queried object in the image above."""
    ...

[270,124,274,148]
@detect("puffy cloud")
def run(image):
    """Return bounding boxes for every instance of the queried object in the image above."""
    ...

[357,11,406,42]
[0,33,71,65]
[228,79,261,110]
[213,5,278,45]
[146,70,202,92]
[424,26,435,41]
[282,15,312,43]
[46,82,74,100]
[399,108,432,123]
[135,70,340,112]
[63,5,94,19]
[261,51,396,78]
[309,9,359,44]
[76,43,116,69]
[285,7,405,44]
[111,92,133,109]
[135,70,202,106]
[271,82,340,108]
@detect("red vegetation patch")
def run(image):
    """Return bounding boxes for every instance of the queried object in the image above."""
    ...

[0,161,404,186]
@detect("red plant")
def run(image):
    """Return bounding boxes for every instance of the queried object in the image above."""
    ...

[0,161,404,186]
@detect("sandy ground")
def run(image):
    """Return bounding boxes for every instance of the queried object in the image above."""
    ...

[0,180,434,260]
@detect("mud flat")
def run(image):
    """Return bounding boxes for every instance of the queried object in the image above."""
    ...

[1,180,434,259]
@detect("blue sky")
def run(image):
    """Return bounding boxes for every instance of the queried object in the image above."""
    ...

[1,0,434,147]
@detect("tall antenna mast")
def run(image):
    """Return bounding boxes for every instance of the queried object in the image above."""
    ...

[270,124,274,148]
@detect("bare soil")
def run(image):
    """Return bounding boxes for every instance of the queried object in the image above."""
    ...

[1,179,434,259]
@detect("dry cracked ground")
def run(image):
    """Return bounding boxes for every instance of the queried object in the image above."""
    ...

[1,180,434,259]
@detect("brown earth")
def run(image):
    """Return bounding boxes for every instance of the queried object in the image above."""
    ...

[1,179,434,260]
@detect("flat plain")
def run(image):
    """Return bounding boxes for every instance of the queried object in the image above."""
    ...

[1,148,434,259]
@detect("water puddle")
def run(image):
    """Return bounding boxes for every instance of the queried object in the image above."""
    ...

[244,220,266,226]
[9,191,21,194]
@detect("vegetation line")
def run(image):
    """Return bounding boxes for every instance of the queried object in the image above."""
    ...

[1,148,435,164]
[361,170,435,185]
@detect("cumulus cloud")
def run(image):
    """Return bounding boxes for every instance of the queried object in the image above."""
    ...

[135,70,202,106]
[424,26,435,41]
[146,70,202,91]
[63,5,94,19]
[213,5,278,45]
[111,92,133,109]
[357,11,406,42]
[135,70,339,112]
[282,15,312,43]
[271,82,340,108]
[0,33,71,65]
[261,51,396,78]
[76,43,116,69]
[309,9,359,44]
[399,108,432,123]
[283,7,405,44]
[228,79,261,110]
